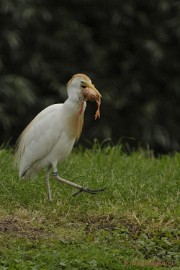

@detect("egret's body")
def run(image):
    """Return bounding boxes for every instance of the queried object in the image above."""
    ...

[16,74,103,200]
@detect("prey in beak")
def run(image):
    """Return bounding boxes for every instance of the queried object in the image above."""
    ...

[81,81,102,120]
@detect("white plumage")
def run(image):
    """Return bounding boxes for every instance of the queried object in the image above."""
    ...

[15,74,103,200]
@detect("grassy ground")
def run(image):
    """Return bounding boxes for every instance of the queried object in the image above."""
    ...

[0,144,179,269]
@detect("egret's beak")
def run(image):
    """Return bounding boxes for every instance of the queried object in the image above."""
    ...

[82,82,101,120]
[83,82,102,100]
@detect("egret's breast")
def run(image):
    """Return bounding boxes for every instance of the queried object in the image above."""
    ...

[67,114,84,140]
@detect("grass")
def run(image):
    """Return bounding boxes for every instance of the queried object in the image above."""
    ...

[0,144,179,269]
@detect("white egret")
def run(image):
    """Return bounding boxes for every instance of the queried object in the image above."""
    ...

[15,74,103,201]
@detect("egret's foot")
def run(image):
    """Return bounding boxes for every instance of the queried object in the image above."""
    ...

[72,187,105,196]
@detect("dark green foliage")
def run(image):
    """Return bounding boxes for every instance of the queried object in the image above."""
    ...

[0,0,180,152]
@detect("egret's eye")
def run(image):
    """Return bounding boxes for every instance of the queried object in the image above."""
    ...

[81,82,86,89]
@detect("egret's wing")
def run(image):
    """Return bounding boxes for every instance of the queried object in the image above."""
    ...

[16,104,64,176]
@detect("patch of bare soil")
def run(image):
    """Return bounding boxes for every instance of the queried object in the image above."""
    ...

[0,218,50,239]
[84,214,143,235]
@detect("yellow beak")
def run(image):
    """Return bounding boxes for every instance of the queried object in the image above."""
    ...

[82,81,101,120]
[84,82,102,98]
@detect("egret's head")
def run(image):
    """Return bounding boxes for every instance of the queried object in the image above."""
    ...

[67,74,101,102]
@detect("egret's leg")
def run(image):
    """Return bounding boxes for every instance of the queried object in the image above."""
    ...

[53,172,85,189]
[53,172,104,196]
[45,171,52,201]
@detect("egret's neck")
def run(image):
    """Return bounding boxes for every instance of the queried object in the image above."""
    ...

[64,96,86,116]
[64,97,86,140]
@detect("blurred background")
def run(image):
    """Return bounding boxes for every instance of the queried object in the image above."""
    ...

[0,0,180,154]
